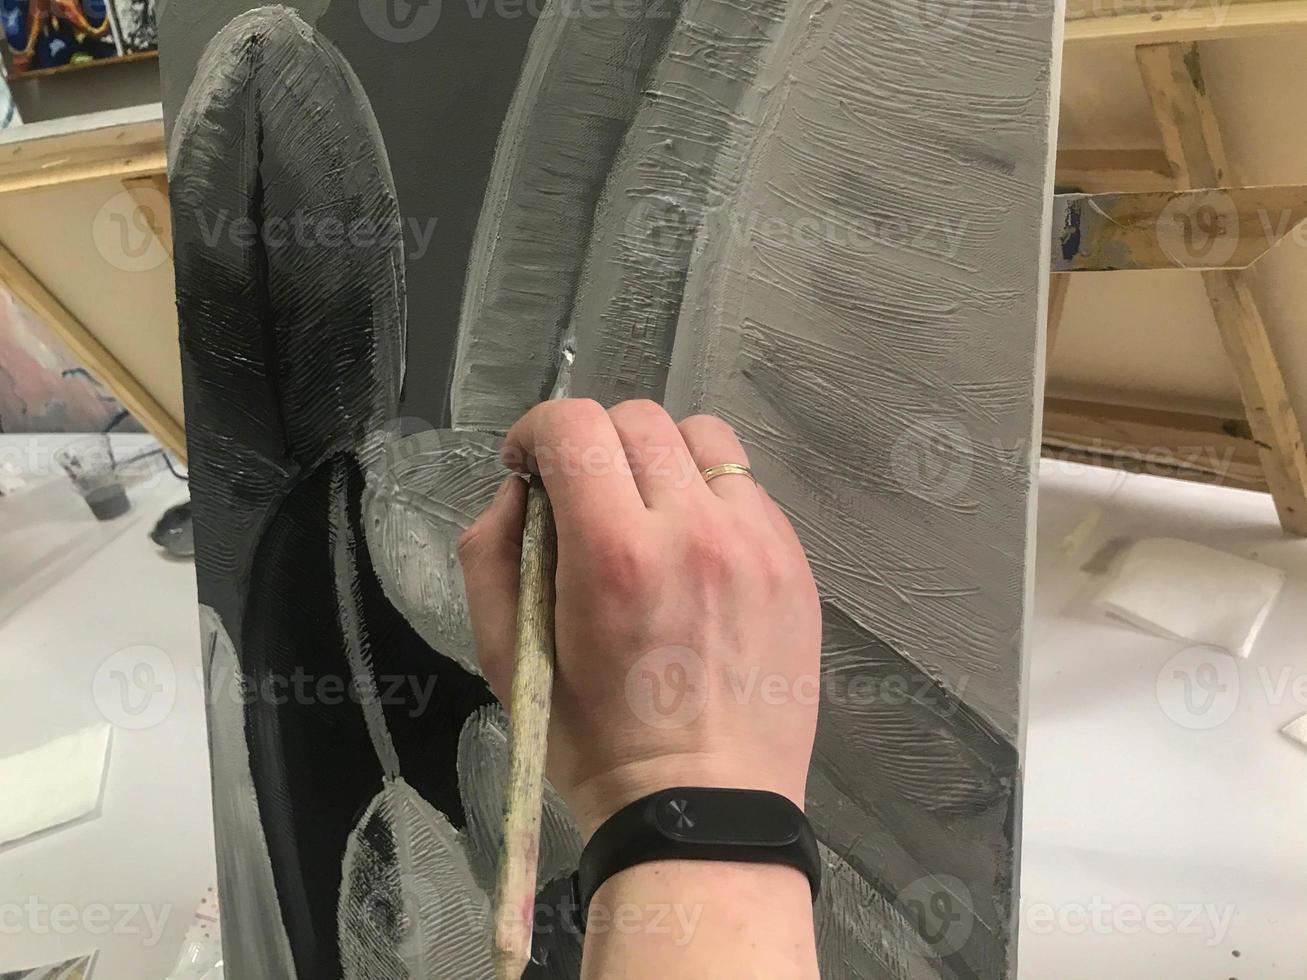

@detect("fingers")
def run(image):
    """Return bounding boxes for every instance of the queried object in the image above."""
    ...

[503,399,647,543]
[678,414,764,509]
[606,400,704,509]
[458,475,528,704]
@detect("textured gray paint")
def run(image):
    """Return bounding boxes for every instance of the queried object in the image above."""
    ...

[561,0,789,406]
[451,0,680,431]
[337,777,493,980]
[200,606,299,980]
[456,705,582,896]
[363,430,505,676]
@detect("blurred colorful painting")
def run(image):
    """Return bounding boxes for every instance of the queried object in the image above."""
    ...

[1,0,157,76]
[0,284,140,433]
[109,0,154,51]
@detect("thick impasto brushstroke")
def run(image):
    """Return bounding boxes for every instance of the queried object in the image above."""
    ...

[338,777,493,980]
[562,0,793,406]
[363,430,506,676]
[200,606,298,980]
[452,0,681,431]
[816,845,939,979]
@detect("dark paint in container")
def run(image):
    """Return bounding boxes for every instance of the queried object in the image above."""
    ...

[84,484,131,521]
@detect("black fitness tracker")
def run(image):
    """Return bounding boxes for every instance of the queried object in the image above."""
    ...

[573,787,822,928]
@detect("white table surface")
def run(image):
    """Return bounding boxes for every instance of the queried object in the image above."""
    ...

[0,434,212,979]
[1,435,1304,977]
[1021,457,1307,979]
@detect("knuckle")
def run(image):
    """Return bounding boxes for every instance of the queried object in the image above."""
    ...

[682,515,743,582]
[591,532,660,598]
[684,533,734,583]
[548,397,606,430]
[755,546,789,593]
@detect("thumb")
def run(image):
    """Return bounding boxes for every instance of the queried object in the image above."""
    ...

[459,474,527,705]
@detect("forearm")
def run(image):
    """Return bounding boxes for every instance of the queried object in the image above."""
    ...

[580,861,819,979]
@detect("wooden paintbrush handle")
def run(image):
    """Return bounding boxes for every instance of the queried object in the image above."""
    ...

[493,476,558,979]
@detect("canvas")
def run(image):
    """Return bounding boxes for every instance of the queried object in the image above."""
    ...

[160,1,1058,976]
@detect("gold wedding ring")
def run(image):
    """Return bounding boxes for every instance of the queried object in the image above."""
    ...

[701,463,755,484]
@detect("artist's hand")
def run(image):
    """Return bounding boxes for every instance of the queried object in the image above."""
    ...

[458,399,821,838]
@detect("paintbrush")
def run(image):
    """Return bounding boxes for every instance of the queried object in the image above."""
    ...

[492,348,573,979]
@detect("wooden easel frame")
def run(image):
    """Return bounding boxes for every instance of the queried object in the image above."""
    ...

[1048,23,1307,535]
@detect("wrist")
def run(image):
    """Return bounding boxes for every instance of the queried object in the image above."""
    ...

[582,861,817,977]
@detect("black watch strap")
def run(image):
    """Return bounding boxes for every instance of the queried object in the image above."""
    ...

[573,787,821,928]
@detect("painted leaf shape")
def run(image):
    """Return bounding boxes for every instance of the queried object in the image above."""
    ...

[451,0,682,431]
[456,704,583,895]
[560,0,789,406]
[363,429,504,676]
[337,777,493,980]
[200,605,299,980]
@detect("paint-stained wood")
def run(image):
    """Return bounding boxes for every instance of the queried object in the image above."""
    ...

[122,174,174,260]
[492,479,557,979]
[1138,41,1307,534]
[0,240,186,459]
[1050,185,1307,272]
[1066,0,1307,45]
[1136,44,1230,189]
[1202,269,1307,525]
[1055,148,1175,193]
[1042,397,1268,492]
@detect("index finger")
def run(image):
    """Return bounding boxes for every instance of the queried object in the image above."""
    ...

[503,399,647,539]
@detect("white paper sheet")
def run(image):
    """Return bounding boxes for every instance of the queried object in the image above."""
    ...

[0,723,112,846]
[1095,537,1285,659]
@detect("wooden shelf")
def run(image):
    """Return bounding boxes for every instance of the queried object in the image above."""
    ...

[9,50,159,82]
